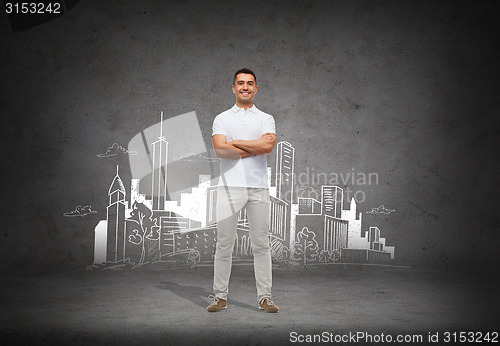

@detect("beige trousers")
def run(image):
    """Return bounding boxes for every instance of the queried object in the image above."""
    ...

[213,187,272,302]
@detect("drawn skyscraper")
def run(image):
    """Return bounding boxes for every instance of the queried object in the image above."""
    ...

[342,197,363,249]
[276,141,294,202]
[275,141,295,248]
[106,165,127,262]
[151,111,168,210]
[321,185,343,218]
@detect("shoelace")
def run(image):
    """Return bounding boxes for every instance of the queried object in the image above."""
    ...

[207,294,219,305]
[260,297,275,306]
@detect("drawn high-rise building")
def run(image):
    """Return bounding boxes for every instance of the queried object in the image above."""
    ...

[321,185,343,218]
[106,165,127,262]
[323,216,348,252]
[298,197,321,214]
[206,185,218,226]
[159,211,195,255]
[342,197,364,249]
[275,141,294,203]
[130,179,140,207]
[368,226,382,251]
[270,196,288,241]
[151,111,169,210]
[275,141,295,248]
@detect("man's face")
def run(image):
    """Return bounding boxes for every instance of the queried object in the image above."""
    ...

[232,73,258,105]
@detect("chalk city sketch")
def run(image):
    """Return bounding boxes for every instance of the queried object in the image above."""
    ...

[86,111,395,270]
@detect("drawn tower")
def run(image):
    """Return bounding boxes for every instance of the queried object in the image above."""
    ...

[106,165,127,262]
[151,111,169,210]
[321,185,343,218]
[275,141,295,247]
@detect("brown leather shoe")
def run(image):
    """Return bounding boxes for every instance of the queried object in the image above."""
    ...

[206,297,227,312]
[259,297,279,313]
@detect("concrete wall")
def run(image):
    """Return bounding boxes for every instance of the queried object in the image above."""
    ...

[1,0,499,273]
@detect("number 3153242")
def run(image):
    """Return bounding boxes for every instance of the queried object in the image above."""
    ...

[6,3,62,14]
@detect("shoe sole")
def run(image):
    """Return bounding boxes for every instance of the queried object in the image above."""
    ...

[259,306,279,313]
[207,305,227,312]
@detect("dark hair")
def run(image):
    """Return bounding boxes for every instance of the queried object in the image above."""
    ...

[233,68,257,85]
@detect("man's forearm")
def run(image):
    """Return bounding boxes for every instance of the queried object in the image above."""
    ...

[231,138,274,155]
[215,143,254,159]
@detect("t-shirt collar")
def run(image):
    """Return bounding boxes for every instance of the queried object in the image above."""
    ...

[231,104,259,114]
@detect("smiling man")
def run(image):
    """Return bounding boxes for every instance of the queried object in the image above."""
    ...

[208,68,279,313]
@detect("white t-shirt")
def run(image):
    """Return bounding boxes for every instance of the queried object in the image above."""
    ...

[212,104,276,188]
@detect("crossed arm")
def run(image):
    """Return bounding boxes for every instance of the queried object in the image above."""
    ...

[212,132,277,159]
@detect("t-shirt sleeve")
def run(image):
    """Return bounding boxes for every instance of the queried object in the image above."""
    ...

[212,115,226,136]
[264,115,276,134]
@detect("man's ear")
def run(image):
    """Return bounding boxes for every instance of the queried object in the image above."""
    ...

[232,85,236,94]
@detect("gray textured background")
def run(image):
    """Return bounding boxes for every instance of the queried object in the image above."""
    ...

[1,0,499,274]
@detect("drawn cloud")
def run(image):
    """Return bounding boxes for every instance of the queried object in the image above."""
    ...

[366,205,396,214]
[64,205,98,217]
[97,143,137,158]
[174,152,219,163]
[298,185,315,192]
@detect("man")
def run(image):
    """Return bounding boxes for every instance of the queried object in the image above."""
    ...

[207,68,279,313]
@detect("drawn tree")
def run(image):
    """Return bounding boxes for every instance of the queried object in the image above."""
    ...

[128,202,160,265]
[319,249,341,265]
[187,249,201,267]
[319,250,330,265]
[329,249,341,263]
[293,227,319,266]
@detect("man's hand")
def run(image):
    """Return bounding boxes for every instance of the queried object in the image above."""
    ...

[260,132,275,141]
